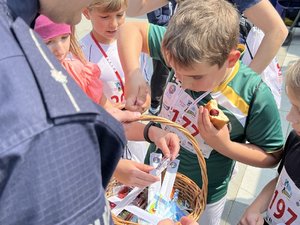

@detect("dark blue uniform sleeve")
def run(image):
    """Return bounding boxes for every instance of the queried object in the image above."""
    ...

[229,0,261,13]
[147,4,172,26]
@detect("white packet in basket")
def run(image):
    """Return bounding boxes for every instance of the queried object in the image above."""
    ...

[148,153,163,205]
[160,159,180,200]
[146,158,180,215]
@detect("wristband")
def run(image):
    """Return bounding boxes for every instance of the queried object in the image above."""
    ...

[143,121,157,144]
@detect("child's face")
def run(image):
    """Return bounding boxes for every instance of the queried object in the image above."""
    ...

[168,50,240,92]
[45,34,71,62]
[170,60,230,92]
[85,6,126,43]
[286,85,300,135]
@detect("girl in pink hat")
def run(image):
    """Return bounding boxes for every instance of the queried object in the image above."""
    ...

[34,14,112,108]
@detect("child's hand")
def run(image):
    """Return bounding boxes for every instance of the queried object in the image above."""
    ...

[238,208,265,225]
[106,107,141,123]
[114,102,126,110]
[148,126,180,160]
[197,106,231,151]
[113,159,159,188]
[180,216,200,225]
[158,216,199,225]
[124,69,151,113]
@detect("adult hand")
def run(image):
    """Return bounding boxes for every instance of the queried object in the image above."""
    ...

[238,209,265,225]
[157,216,199,225]
[197,105,231,151]
[106,107,141,123]
[124,69,151,113]
[113,159,159,188]
[149,126,180,160]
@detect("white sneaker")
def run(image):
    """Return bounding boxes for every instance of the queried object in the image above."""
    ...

[148,106,160,115]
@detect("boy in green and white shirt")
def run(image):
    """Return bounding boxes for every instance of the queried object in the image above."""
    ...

[117,0,284,224]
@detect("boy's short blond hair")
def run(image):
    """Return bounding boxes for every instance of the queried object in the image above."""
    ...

[286,60,300,96]
[88,0,128,12]
[162,0,240,68]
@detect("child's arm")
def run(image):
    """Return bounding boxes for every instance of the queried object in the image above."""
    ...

[117,21,151,112]
[243,0,288,74]
[198,106,282,167]
[239,177,278,225]
[123,121,180,160]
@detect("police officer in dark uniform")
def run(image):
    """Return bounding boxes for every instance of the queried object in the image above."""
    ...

[0,0,139,224]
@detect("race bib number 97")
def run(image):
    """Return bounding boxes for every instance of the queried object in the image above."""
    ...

[265,167,300,225]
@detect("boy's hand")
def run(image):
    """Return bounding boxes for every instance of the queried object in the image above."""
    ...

[113,159,159,188]
[148,126,180,160]
[238,208,265,225]
[125,69,151,113]
[197,106,231,151]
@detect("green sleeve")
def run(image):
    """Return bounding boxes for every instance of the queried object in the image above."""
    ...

[245,82,284,152]
[147,24,168,66]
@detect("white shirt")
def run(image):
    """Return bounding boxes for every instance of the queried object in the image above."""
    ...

[81,34,125,104]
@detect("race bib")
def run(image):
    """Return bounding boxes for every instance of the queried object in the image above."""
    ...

[159,81,213,158]
[103,80,125,104]
[265,167,300,225]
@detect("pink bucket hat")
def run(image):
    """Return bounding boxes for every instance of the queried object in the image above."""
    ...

[34,15,71,40]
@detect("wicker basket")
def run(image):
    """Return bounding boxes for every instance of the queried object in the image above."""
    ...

[106,114,208,224]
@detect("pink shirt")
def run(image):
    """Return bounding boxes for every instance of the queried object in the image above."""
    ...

[62,58,103,104]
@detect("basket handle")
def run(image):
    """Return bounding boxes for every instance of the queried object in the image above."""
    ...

[140,114,208,209]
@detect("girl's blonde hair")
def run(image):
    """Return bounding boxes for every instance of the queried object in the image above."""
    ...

[286,60,300,96]
[162,0,239,69]
[87,0,128,12]
[69,26,87,64]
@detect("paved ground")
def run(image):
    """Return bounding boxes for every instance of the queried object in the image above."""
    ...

[76,15,300,225]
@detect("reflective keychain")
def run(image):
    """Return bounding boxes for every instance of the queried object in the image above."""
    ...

[150,157,171,176]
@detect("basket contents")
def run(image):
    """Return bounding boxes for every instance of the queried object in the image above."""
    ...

[106,114,208,225]
[108,153,191,224]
